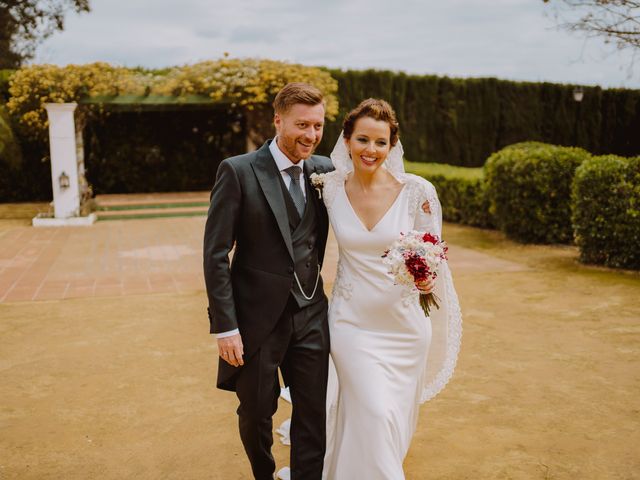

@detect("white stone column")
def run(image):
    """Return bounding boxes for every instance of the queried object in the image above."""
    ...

[33,103,96,226]
[47,103,80,218]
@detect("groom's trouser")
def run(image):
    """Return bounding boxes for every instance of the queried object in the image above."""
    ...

[235,295,330,480]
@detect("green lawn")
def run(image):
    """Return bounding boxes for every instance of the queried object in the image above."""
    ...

[404,160,484,180]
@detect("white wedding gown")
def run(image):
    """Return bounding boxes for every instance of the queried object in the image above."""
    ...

[322,170,462,480]
[277,140,462,480]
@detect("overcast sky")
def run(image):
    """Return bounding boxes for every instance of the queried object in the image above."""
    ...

[34,0,639,89]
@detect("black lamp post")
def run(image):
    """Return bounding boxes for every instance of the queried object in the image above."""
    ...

[572,87,584,146]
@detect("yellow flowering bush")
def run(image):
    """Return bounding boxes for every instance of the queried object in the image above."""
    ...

[7,59,339,138]
[7,62,149,136]
[152,58,338,118]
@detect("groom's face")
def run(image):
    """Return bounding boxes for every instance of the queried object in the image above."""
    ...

[274,103,325,163]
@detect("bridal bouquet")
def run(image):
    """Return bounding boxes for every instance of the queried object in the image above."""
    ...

[382,231,448,316]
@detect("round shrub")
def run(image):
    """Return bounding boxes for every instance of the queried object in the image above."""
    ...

[572,155,640,269]
[484,142,591,243]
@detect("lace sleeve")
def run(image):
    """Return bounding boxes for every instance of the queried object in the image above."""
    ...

[406,174,441,237]
[321,170,344,214]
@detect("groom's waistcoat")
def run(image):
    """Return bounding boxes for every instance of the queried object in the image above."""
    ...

[277,174,324,308]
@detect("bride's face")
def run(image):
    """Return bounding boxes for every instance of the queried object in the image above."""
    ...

[345,116,392,175]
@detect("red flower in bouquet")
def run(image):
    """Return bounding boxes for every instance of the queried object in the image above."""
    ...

[422,232,439,245]
[382,230,448,316]
[404,253,432,282]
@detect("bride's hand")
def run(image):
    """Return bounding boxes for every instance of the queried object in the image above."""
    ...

[416,278,435,294]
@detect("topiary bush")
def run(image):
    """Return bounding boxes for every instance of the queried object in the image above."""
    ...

[484,142,591,243]
[405,161,494,228]
[572,155,640,269]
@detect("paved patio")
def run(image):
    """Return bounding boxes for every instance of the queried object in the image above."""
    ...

[0,213,526,304]
[0,218,206,303]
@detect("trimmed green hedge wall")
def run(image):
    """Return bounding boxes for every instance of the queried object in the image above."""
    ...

[484,142,591,244]
[84,108,246,194]
[572,155,640,269]
[317,69,640,167]
[405,161,493,228]
[2,66,640,202]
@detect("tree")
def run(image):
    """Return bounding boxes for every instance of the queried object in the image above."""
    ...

[544,1,640,48]
[543,0,640,71]
[0,0,90,69]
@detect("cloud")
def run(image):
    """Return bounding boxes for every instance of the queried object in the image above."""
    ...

[33,0,639,88]
[228,27,281,44]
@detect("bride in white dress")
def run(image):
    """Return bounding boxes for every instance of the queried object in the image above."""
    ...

[279,99,462,480]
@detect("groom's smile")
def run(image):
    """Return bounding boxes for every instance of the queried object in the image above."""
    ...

[274,102,325,162]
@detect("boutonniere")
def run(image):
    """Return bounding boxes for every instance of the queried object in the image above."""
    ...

[309,172,326,199]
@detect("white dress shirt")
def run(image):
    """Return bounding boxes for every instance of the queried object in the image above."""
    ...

[216,138,307,339]
[269,137,307,198]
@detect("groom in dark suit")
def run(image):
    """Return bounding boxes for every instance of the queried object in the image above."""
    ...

[203,83,333,480]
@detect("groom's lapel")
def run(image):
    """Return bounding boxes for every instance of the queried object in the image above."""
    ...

[251,142,294,261]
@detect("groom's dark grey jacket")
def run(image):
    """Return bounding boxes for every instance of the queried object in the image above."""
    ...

[203,140,334,391]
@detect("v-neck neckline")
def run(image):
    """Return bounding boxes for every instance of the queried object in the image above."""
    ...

[343,181,406,232]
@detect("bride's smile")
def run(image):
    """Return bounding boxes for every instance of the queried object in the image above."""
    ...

[345,116,392,173]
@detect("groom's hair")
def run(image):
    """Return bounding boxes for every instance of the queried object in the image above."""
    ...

[273,83,325,114]
[343,98,400,146]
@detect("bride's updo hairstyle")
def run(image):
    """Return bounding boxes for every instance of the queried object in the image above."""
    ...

[342,98,400,147]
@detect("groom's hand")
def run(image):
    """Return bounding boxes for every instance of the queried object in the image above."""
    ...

[417,278,435,294]
[218,334,244,367]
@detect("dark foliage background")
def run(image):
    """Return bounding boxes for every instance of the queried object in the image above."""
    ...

[317,69,640,166]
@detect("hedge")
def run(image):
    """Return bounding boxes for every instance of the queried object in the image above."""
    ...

[2,63,640,201]
[484,142,591,244]
[404,161,493,228]
[84,108,246,194]
[317,69,640,167]
[572,155,640,269]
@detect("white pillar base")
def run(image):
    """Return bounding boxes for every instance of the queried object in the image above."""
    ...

[32,213,97,227]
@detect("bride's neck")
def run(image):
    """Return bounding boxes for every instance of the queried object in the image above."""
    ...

[351,167,388,191]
